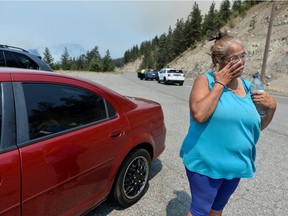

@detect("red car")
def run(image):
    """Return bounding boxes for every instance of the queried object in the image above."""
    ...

[0,68,166,215]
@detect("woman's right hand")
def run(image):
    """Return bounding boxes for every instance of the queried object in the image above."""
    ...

[214,61,244,86]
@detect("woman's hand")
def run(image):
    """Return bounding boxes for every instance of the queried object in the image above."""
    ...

[214,61,244,86]
[251,91,277,130]
[251,91,276,110]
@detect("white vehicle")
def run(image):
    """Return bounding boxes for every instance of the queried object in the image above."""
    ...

[158,68,185,86]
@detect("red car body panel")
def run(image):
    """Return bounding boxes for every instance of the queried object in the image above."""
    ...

[0,68,166,215]
[20,116,130,215]
[0,150,21,215]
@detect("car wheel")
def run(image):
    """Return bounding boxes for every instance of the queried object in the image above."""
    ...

[180,82,184,86]
[113,149,151,207]
[157,79,160,83]
[164,77,168,85]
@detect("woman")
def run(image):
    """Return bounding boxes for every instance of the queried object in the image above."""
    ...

[180,32,276,216]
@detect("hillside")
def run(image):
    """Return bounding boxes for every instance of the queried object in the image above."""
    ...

[120,1,288,92]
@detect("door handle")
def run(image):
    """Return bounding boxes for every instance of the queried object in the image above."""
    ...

[109,129,124,138]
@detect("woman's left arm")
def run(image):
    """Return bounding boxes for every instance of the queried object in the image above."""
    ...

[252,92,277,130]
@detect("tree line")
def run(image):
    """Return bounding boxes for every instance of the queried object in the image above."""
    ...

[42,46,117,72]
[42,0,262,72]
[123,0,262,70]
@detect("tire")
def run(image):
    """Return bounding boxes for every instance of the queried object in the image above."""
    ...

[180,82,184,86]
[164,77,168,85]
[157,79,161,83]
[113,149,151,207]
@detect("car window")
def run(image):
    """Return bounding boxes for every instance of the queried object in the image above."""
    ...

[22,83,115,140]
[4,51,21,68]
[168,69,183,74]
[175,70,184,74]
[12,52,39,70]
[146,69,158,73]
[168,70,176,73]
[0,51,5,66]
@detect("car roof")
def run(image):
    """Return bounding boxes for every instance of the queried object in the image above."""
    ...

[0,67,51,74]
[0,44,40,58]
[0,67,98,84]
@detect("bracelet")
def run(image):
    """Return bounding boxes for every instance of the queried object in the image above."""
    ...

[215,81,225,88]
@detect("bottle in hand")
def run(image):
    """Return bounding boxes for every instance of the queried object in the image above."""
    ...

[250,72,267,117]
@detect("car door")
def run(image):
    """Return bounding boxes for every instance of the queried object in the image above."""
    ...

[159,69,164,81]
[0,82,21,215]
[12,79,130,215]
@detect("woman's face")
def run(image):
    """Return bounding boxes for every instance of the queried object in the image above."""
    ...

[219,43,246,75]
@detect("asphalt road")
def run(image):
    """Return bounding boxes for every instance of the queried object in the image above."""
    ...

[64,71,288,216]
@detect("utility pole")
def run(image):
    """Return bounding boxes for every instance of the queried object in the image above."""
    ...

[260,0,276,83]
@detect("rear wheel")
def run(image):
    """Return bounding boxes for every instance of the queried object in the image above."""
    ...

[113,149,151,207]
[164,77,168,85]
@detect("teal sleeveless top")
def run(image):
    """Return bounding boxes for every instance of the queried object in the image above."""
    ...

[180,71,261,179]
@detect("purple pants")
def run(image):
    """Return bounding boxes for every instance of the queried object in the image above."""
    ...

[185,168,240,216]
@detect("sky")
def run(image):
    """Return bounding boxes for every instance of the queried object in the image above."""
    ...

[1,1,221,59]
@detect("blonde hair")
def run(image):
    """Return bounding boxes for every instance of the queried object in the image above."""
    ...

[209,32,243,66]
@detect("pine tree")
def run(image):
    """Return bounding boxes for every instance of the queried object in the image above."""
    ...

[166,26,174,62]
[184,2,202,49]
[218,0,231,25]
[202,2,220,37]
[156,33,168,69]
[232,0,246,17]
[123,50,131,64]
[86,46,101,64]
[61,47,70,70]
[172,18,186,57]
[130,45,140,61]
[102,50,115,72]
[42,47,54,66]
[76,54,87,70]
[89,58,102,72]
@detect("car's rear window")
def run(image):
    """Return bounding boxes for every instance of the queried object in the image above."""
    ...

[147,69,158,73]
[168,70,183,74]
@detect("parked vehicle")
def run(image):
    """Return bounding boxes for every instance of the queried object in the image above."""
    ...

[158,68,185,85]
[137,69,159,81]
[144,69,159,80]
[0,67,166,215]
[0,44,53,72]
[137,69,146,80]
